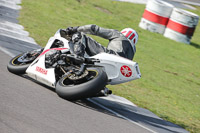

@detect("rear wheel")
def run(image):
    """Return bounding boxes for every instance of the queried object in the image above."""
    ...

[7,49,43,75]
[56,67,107,101]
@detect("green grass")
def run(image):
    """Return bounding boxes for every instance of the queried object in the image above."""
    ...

[19,0,200,132]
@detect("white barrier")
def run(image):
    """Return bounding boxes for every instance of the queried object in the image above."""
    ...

[139,0,174,34]
[164,8,199,44]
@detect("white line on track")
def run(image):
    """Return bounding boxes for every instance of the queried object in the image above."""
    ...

[87,98,158,133]
[0,45,15,57]
[0,32,36,44]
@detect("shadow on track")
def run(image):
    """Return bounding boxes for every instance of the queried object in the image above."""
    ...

[75,97,189,133]
[17,74,189,133]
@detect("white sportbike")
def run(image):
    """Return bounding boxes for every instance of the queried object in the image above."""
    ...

[7,29,141,100]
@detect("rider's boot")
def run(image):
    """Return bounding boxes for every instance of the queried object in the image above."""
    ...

[95,87,112,97]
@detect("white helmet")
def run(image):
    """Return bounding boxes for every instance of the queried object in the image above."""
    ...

[121,28,138,52]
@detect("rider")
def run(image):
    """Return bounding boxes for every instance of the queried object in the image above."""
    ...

[66,24,138,60]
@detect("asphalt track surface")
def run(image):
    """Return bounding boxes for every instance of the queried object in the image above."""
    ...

[0,0,191,133]
[0,52,154,133]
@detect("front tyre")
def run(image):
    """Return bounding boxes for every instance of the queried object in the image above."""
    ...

[7,54,30,75]
[7,49,43,75]
[56,67,107,101]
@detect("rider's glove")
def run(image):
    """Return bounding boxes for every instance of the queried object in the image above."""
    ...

[66,26,79,35]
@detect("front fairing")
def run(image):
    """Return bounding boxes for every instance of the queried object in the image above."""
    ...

[25,29,71,87]
[44,29,70,51]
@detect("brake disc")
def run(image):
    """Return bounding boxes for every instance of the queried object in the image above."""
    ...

[68,70,89,80]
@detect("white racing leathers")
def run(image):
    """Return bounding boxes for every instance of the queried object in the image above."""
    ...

[76,25,135,60]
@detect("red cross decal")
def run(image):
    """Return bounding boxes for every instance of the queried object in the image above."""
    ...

[120,65,132,77]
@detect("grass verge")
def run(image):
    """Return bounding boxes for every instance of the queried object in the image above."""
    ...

[19,0,200,132]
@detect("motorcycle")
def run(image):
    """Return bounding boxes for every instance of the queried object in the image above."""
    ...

[7,29,141,101]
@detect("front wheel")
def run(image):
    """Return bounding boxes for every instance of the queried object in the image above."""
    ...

[56,67,108,101]
[7,49,43,75]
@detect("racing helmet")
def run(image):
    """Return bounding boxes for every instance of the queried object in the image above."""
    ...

[121,28,138,52]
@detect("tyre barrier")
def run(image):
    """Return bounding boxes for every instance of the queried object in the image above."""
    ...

[163,8,199,44]
[139,0,174,34]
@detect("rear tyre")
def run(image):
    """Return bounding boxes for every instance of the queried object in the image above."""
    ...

[56,67,107,101]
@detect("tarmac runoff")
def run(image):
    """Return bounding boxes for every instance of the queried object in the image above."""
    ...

[0,0,39,56]
[0,0,189,133]
[116,0,198,10]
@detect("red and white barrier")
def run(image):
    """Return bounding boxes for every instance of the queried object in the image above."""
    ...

[139,0,174,34]
[164,8,199,44]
